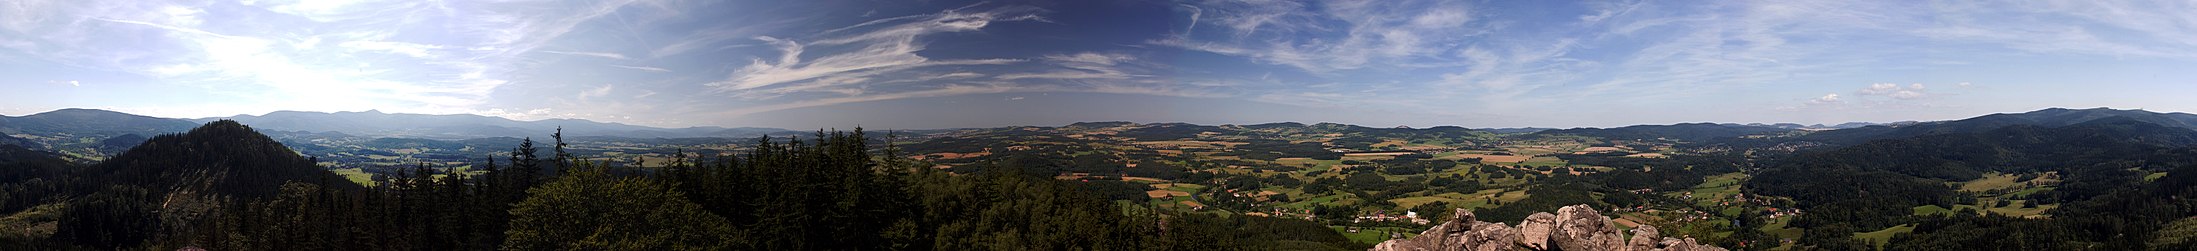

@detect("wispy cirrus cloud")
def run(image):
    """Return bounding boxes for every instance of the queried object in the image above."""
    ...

[1154,0,1480,73]
[541,50,632,60]
[996,52,1144,80]
[610,65,672,72]
[708,5,1045,93]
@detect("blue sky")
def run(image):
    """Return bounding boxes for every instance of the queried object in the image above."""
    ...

[3,0,2194,129]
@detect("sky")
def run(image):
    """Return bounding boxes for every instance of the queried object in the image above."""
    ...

[3,0,2195,129]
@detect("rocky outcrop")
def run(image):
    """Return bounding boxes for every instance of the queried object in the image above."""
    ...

[1369,209,1517,251]
[1370,205,1727,251]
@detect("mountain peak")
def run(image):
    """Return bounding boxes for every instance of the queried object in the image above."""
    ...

[329,109,386,115]
[192,119,253,134]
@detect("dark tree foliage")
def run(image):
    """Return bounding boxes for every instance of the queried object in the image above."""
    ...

[0,144,69,213]
[1076,179,1155,201]
[1478,184,1602,224]
[1882,162,2197,250]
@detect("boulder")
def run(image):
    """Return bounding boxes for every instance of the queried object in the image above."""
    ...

[1515,212,1556,250]
[1457,222,1518,251]
[1552,205,1627,251]
[1626,225,1661,251]
[1655,237,1727,251]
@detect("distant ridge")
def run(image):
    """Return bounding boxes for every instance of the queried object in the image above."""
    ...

[1532,123,1794,142]
[1799,107,2197,145]
[0,108,197,137]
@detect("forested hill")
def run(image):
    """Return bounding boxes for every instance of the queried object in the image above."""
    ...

[0,134,31,148]
[1746,116,2197,249]
[0,108,197,137]
[91,120,359,198]
[1797,107,2197,145]
[0,120,362,249]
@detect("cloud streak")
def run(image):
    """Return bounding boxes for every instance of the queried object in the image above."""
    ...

[709,6,1046,93]
[542,50,632,60]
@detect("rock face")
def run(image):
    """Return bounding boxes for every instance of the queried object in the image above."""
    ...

[1370,205,1728,251]
[1551,205,1628,251]
[1516,213,1555,250]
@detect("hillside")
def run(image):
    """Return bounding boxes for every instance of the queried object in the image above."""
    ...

[0,134,30,148]
[90,120,360,198]
[1798,107,2197,145]
[0,108,197,137]
[0,120,363,249]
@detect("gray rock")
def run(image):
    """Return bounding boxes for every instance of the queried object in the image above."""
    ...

[1655,237,1728,251]
[1459,221,1518,251]
[1626,225,1661,251]
[1552,205,1627,251]
[1516,212,1557,250]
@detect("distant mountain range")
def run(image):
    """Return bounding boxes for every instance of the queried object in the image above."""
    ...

[1797,107,2197,145]
[1532,123,1798,142]
[194,110,794,139]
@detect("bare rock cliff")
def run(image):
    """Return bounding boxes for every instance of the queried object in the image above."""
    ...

[1370,205,1727,251]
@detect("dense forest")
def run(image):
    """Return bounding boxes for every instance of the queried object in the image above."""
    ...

[0,121,1363,250]
[1748,118,2197,250]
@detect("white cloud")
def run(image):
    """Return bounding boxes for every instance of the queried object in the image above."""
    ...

[1810,93,1841,104]
[935,72,985,79]
[1857,83,1928,100]
[651,23,775,58]
[610,65,672,72]
[709,6,1042,95]
[580,84,614,100]
[1042,52,1133,66]
[721,85,1017,116]
[1155,0,1482,73]
[996,52,1143,80]
[340,40,442,58]
[1887,91,1925,100]
[542,50,631,60]
[1859,83,1901,95]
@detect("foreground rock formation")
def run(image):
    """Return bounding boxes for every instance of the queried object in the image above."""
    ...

[1371,205,1727,251]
